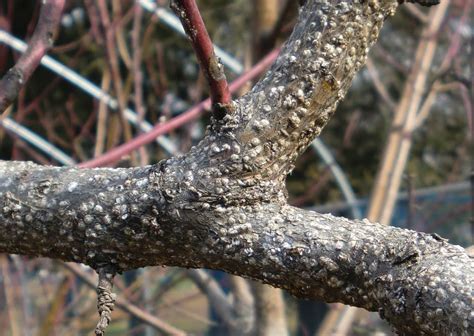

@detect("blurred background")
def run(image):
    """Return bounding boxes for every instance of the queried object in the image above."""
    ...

[0,0,472,335]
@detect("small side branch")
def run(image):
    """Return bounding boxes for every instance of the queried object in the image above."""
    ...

[95,266,117,336]
[0,0,65,113]
[64,263,187,335]
[170,0,232,118]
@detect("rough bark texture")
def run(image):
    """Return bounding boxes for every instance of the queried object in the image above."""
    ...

[251,2,289,335]
[0,1,472,335]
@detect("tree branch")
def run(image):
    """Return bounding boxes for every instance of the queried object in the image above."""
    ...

[78,48,279,168]
[0,0,65,113]
[170,0,231,118]
[222,0,399,179]
[187,269,235,328]
[0,1,471,335]
[94,266,116,336]
[64,263,186,335]
[0,160,472,334]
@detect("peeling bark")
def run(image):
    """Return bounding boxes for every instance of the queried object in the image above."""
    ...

[0,1,472,335]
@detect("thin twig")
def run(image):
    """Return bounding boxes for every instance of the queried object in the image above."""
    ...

[94,69,111,157]
[186,269,235,327]
[96,0,136,163]
[64,263,186,335]
[132,3,149,166]
[94,266,117,336]
[0,0,65,113]
[139,0,243,74]
[0,256,20,336]
[0,29,178,155]
[170,0,231,118]
[112,1,132,69]
[403,3,429,23]
[413,81,459,128]
[366,57,396,111]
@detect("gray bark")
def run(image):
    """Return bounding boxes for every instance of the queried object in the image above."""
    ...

[0,1,472,335]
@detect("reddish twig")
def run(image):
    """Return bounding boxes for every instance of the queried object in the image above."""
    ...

[79,49,280,168]
[0,0,65,113]
[170,0,231,118]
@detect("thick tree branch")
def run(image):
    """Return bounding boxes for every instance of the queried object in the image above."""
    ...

[221,0,399,180]
[0,1,471,335]
[0,0,65,113]
[0,160,472,334]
